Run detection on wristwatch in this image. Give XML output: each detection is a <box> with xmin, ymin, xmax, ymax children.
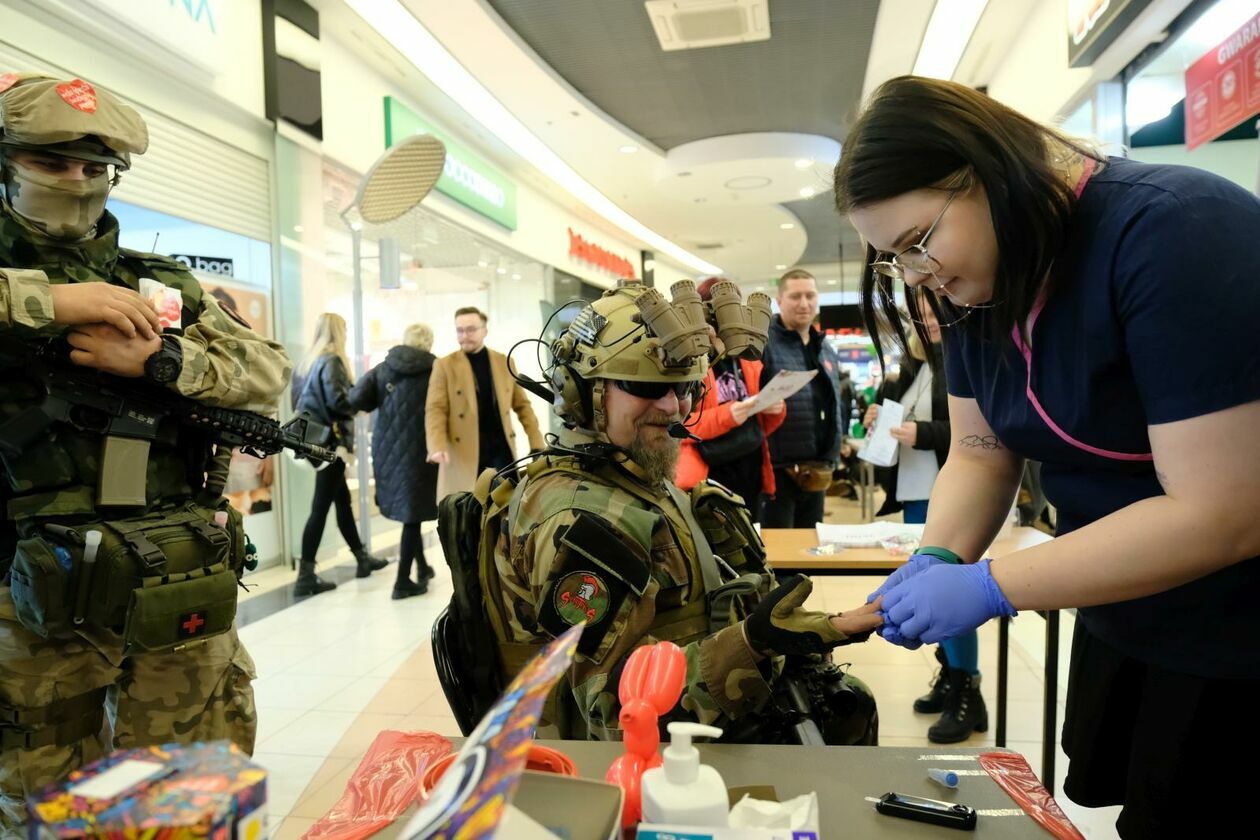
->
<box><xmin>143</xmin><ymin>335</ymin><xmax>183</xmax><ymax>384</ymax></box>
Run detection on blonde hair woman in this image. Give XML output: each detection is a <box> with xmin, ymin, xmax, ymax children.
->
<box><xmin>291</xmin><ymin>313</ymin><xmax>387</xmax><ymax>596</ymax></box>
<box><xmin>350</xmin><ymin>323</ymin><xmax>440</xmax><ymax>599</ymax></box>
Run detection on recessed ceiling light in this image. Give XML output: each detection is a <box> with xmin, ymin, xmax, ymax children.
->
<box><xmin>496</xmin><ymin>267</ymin><xmax>508</xmax><ymax>275</ymax></box>
<box><xmin>511</xmin><ymin>272</ymin><xmax>522</xmax><ymax>280</ymax></box>
<box><xmin>756</xmin><ymin>286</ymin><xmax>766</xmax><ymax>291</ymax></box>
<box><xmin>477</xmin><ymin>260</ymin><xmax>489</xmax><ymax>268</ymax></box>
<box><xmin>794</xmin><ymin>158</ymin><xmax>812</xmax><ymax>169</ymax></box>
<box><xmin>779</xmin><ymin>222</ymin><xmax>795</xmax><ymax>230</ymax></box>
<box><xmin>775</xmin><ymin>264</ymin><xmax>787</xmax><ymax>270</ymax></box>
<box><xmin>350</xmin><ymin>221</ymin><xmax>363</xmax><ymax>231</ymax></box>
<box><xmin>293</xmin><ymin>224</ymin><xmax>304</xmax><ymax>233</ymax></box>
<box><xmin>799</xmin><ymin>187</ymin><xmax>816</xmax><ymax>198</ymax></box>
<box><xmin>619</xmin><ymin>144</ymin><xmax>638</xmax><ymax>154</ymax></box>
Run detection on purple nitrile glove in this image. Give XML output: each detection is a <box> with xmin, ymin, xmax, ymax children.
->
<box><xmin>882</xmin><ymin>559</ymin><xmax>1017</xmax><ymax>646</ymax></box>
<box><xmin>867</xmin><ymin>553</ymin><xmax>948</xmax><ymax>605</ymax></box>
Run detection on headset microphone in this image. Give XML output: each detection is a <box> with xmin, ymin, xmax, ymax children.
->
<box><xmin>667</xmin><ymin>422</ymin><xmax>701</xmax><ymax>442</ymax></box>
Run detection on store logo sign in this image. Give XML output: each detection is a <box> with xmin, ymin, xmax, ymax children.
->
<box><xmin>568</xmin><ymin>229</ymin><xmax>635</xmax><ymax>278</ymax></box>
<box><xmin>172</xmin><ymin>253</ymin><xmax>235</xmax><ymax>276</ymax></box>
<box><xmin>383</xmin><ymin>97</ymin><xmax>517</xmax><ymax>230</ymax></box>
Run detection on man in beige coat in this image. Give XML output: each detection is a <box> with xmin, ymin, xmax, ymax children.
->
<box><xmin>426</xmin><ymin>307</ymin><xmax>546</xmax><ymax>501</ymax></box>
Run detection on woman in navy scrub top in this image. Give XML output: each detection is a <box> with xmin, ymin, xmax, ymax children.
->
<box><xmin>835</xmin><ymin>77</ymin><xmax>1260</xmax><ymax>838</ymax></box>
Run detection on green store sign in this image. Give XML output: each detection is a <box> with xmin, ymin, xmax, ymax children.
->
<box><xmin>384</xmin><ymin>97</ymin><xmax>518</xmax><ymax>230</ymax></box>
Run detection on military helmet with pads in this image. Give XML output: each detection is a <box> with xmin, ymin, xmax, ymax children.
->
<box><xmin>0</xmin><ymin>72</ymin><xmax>148</xmax><ymax>170</ymax></box>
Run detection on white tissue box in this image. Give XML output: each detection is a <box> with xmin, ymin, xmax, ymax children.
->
<box><xmin>637</xmin><ymin>828</ymin><xmax>818</xmax><ymax>840</ymax></box>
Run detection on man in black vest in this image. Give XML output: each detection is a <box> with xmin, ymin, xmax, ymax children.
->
<box><xmin>760</xmin><ymin>270</ymin><xmax>844</xmax><ymax>527</ymax></box>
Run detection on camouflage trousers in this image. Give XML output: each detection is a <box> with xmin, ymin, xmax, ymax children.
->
<box><xmin>0</xmin><ymin>586</ymin><xmax>257</xmax><ymax>834</ymax></box>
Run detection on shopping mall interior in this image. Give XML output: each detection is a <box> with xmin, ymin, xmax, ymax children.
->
<box><xmin>1</xmin><ymin>0</ymin><xmax>1258</xmax><ymax>837</ymax></box>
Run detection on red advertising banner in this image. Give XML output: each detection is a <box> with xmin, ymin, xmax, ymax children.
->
<box><xmin>1184</xmin><ymin>10</ymin><xmax>1260</xmax><ymax>150</ymax></box>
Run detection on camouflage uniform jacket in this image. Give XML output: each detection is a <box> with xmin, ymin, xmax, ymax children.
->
<box><xmin>0</xmin><ymin>208</ymin><xmax>290</xmax><ymax>412</ymax></box>
<box><xmin>0</xmin><ymin>206</ymin><xmax>290</xmax><ymax>522</ymax></box>
<box><xmin>490</xmin><ymin>436</ymin><xmax>774</xmax><ymax>740</ymax></box>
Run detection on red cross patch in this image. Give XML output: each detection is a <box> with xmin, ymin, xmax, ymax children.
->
<box><xmin>178</xmin><ymin>611</ymin><xmax>207</xmax><ymax>638</ymax></box>
<box><xmin>0</xmin><ymin>73</ymin><xmax>18</xmax><ymax>94</ymax></box>
<box><xmin>56</xmin><ymin>79</ymin><xmax>97</xmax><ymax>113</ymax></box>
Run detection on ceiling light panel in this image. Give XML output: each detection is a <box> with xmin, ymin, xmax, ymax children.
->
<box><xmin>645</xmin><ymin>0</ymin><xmax>771</xmax><ymax>52</ymax></box>
<box><xmin>913</xmin><ymin>0</ymin><xmax>989</xmax><ymax>80</ymax></box>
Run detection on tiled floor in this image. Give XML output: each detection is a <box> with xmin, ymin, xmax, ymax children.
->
<box><xmin>238</xmin><ymin>503</ymin><xmax>1123</xmax><ymax>839</ymax></box>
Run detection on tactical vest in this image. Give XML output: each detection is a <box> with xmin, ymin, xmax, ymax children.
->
<box><xmin>477</xmin><ymin>453</ymin><xmax>771</xmax><ymax>686</ymax></box>
<box><xmin>0</xmin><ymin>210</ymin><xmax>244</xmax><ymax>654</ymax></box>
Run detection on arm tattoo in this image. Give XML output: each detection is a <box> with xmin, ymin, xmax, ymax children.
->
<box><xmin>959</xmin><ymin>434</ymin><xmax>1002</xmax><ymax>450</ymax></box>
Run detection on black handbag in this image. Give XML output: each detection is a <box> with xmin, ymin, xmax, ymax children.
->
<box><xmin>696</xmin><ymin>418</ymin><xmax>764</xmax><ymax>467</ymax></box>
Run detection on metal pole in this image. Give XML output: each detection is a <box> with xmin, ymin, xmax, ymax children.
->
<box><xmin>350</xmin><ymin>225</ymin><xmax>373</xmax><ymax>553</ymax></box>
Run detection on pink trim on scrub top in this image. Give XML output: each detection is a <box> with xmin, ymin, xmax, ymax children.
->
<box><xmin>1010</xmin><ymin>158</ymin><xmax>1155</xmax><ymax>462</ymax></box>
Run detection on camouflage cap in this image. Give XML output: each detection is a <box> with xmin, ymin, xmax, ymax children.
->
<box><xmin>0</xmin><ymin>72</ymin><xmax>148</xmax><ymax>169</ymax></box>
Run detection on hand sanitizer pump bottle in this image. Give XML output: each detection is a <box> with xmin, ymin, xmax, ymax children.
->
<box><xmin>640</xmin><ymin>722</ymin><xmax>729</xmax><ymax>827</ymax></box>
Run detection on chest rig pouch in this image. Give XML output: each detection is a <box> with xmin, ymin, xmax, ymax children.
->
<box><xmin>8</xmin><ymin>500</ymin><xmax>245</xmax><ymax>653</ymax></box>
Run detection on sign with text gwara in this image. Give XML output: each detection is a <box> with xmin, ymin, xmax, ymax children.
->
<box><xmin>568</xmin><ymin>228</ymin><xmax>635</xmax><ymax>278</ymax></box>
<box><xmin>1185</xmin><ymin>10</ymin><xmax>1260</xmax><ymax>150</ymax></box>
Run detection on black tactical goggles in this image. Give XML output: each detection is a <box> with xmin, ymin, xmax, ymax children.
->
<box><xmin>612</xmin><ymin>379</ymin><xmax>699</xmax><ymax>401</ymax></box>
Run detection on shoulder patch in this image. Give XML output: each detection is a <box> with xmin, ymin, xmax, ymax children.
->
<box><xmin>537</xmin><ymin>511</ymin><xmax>650</xmax><ymax>657</ymax></box>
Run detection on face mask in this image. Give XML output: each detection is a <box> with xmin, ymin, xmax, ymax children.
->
<box><xmin>2</xmin><ymin>159</ymin><xmax>110</xmax><ymax>240</ymax></box>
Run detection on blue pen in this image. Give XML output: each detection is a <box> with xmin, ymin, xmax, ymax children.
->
<box><xmin>928</xmin><ymin>768</ymin><xmax>959</xmax><ymax>788</ymax></box>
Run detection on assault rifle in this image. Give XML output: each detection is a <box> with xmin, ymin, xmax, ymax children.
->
<box><xmin>720</xmin><ymin>656</ymin><xmax>877</xmax><ymax>746</ymax></box>
<box><xmin>0</xmin><ymin>352</ymin><xmax>335</xmax><ymax>506</ymax></box>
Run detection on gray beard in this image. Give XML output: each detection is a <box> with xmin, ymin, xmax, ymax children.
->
<box><xmin>627</xmin><ymin>432</ymin><xmax>680</xmax><ymax>485</ymax></box>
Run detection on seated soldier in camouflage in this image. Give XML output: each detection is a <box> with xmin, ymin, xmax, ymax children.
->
<box><xmin>481</xmin><ymin>280</ymin><xmax>882</xmax><ymax>741</ymax></box>
<box><xmin>0</xmin><ymin>74</ymin><xmax>290</xmax><ymax>830</ymax></box>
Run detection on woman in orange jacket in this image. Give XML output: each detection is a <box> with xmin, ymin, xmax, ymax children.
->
<box><xmin>675</xmin><ymin>279</ymin><xmax>786</xmax><ymax>520</ymax></box>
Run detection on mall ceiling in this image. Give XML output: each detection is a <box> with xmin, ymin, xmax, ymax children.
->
<box><xmin>483</xmin><ymin>0</ymin><xmax>877</xmax><ymax>275</ymax></box>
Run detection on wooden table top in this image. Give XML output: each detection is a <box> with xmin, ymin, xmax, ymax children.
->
<box><xmin>761</xmin><ymin>526</ymin><xmax>1052</xmax><ymax>572</ymax></box>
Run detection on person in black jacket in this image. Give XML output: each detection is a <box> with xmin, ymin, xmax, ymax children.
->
<box><xmin>759</xmin><ymin>270</ymin><xmax>846</xmax><ymax>527</ymax></box>
<box><xmin>291</xmin><ymin>312</ymin><xmax>387</xmax><ymax>596</ymax></box>
<box><xmin>350</xmin><ymin>324</ymin><xmax>440</xmax><ymax>600</ymax></box>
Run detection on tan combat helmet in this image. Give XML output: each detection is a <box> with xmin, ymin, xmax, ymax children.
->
<box><xmin>0</xmin><ymin>72</ymin><xmax>148</xmax><ymax>169</ymax></box>
<box><xmin>550</xmin><ymin>279</ymin><xmax>772</xmax><ymax>433</ymax></box>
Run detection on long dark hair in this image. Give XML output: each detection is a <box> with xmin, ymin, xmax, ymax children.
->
<box><xmin>833</xmin><ymin>76</ymin><xmax>1101</xmax><ymax>368</ymax></box>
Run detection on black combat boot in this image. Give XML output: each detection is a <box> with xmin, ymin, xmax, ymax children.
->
<box><xmin>391</xmin><ymin>579</ymin><xmax>428</xmax><ymax>600</ymax></box>
<box><xmin>294</xmin><ymin>560</ymin><xmax>337</xmax><ymax>596</ymax></box>
<box><xmin>928</xmin><ymin>669</ymin><xmax>988</xmax><ymax>744</ymax></box>
<box><xmin>913</xmin><ymin>646</ymin><xmax>952</xmax><ymax>714</ymax></box>
<box><xmin>353</xmin><ymin>548</ymin><xmax>389</xmax><ymax>578</ymax></box>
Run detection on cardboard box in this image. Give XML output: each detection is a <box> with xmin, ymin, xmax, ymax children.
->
<box><xmin>27</xmin><ymin>741</ymin><xmax>266</xmax><ymax>839</ymax></box>
<box><xmin>500</xmin><ymin>771</ymin><xmax>623</xmax><ymax>840</ymax></box>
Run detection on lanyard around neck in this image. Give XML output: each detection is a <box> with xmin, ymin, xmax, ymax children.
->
<box><xmin>1009</xmin><ymin>158</ymin><xmax>1154</xmax><ymax>462</ymax></box>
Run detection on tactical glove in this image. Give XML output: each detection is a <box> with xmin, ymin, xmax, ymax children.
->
<box><xmin>743</xmin><ymin>574</ymin><xmax>858</xmax><ymax>657</ymax></box>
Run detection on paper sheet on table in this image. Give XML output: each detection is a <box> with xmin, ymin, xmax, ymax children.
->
<box><xmin>858</xmin><ymin>398</ymin><xmax>903</xmax><ymax>467</ymax></box>
<box><xmin>746</xmin><ymin>369</ymin><xmax>817</xmax><ymax>414</ymax></box>
<box><xmin>815</xmin><ymin>521</ymin><xmax>925</xmax><ymax>548</ymax></box>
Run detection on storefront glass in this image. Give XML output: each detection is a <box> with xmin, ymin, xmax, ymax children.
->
<box><xmin>109</xmin><ymin>199</ymin><xmax>284</xmax><ymax>570</ymax></box>
<box><xmin>275</xmin><ymin>136</ymin><xmax>552</xmax><ymax>563</ymax></box>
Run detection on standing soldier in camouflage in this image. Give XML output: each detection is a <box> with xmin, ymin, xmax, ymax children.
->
<box><xmin>0</xmin><ymin>74</ymin><xmax>290</xmax><ymax>831</ymax></box>
<box><xmin>476</xmin><ymin>280</ymin><xmax>882</xmax><ymax>741</ymax></box>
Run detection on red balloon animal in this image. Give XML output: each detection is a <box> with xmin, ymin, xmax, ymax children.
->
<box><xmin>604</xmin><ymin>641</ymin><xmax>687</xmax><ymax>830</ymax></box>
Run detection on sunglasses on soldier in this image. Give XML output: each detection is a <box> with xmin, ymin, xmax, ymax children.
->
<box><xmin>613</xmin><ymin>379</ymin><xmax>699</xmax><ymax>401</ymax></box>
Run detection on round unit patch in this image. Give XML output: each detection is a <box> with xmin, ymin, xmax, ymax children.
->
<box><xmin>553</xmin><ymin>572</ymin><xmax>610</xmax><ymax>626</ymax></box>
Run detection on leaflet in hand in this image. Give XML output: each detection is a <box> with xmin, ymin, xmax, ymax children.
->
<box><xmin>859</xmin><ymin>398</ymin><xmax>903</xmax><ymax>467</ymax></box>
<box><xmin>746</xmin><ymin>369</ymin><xmax>817</xmax><ymax>415</ymax></box>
